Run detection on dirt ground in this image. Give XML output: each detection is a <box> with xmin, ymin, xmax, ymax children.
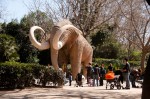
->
<box><xmin>0</xmin><ymin>80</ymin><xmax>142</xmax><ymax>99</ymax></box>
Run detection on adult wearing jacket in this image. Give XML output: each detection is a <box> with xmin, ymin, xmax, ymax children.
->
<box><xmin>99</xmin><ymin>64</ymin><xmax>106</xmax><ymax>86</ymax></box>
<box><xmin>122</xmin><ymin>58</ymin><xmax>131</xmax><ymax>89</ymax></box>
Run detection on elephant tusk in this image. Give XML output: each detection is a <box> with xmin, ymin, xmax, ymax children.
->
<box><xmin>58</xmin><ymin>41</ymin><xmax>63</xmax><ymax>49</ymax></box>
<box><xmin>29</xmin><ymin>26</ymin><xmax>50</xmax><ymax>50</ymax></box>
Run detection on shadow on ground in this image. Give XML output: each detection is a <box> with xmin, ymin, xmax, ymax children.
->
<box><xmin>0</xmin><ymin>87</ymin><xmax>141</xmax><ymax>99</ymax></box>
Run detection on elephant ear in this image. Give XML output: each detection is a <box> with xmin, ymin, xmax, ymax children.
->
<box><xmin>58</xmin><ymin>27</ymin><xmax>79</xmax><ymax>47</ymax></box>
<box><xmin>53</xmin><ymin>25</ymin><xmax>80</xmax><ymax>50</ymax></box>
<box><xmin>65</xmin><ymin>27</ymin><xmax>79</xmax><ymax>43</ymax></box>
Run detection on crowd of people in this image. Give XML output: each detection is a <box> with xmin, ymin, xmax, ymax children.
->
<box><xmin>86</xmin><ymin>63</ymin><xmax>106</xmax><ymax>86</ymax></box>
<box><xmin>65</xmin><ymin>58</ymin><xmax>143</xmax><ymax>89</ymax></box>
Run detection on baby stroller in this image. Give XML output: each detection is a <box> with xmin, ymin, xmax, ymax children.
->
<box><xmin>75</xmin><ymin>73</ymin><xmax>83</xmax><ymax>87</ymax></box>
<box><xmin>130</xmin><ymin>69</ymin><xmax>143</xmax><ymax>88</ymax></box>
<box><xmin>88</xmin><ymin>78</ymin><xmax>93</xmax><ymax>87</ymax></box>
<box><xmin>135</xmin><ymin>79</ymin><xmax>143</xmax><ymax>88</ymax></box>
<box><xmin>135</xmin><ymin>75</ymin><xmax>143</xmax><ymax>88</ymax></box>
<box><xmin>105</xmin><ymin>71</ymin><xmax>121</xmax><ymax>90</ymax></box>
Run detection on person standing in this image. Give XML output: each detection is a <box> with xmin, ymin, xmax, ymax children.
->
<box><xmin>93</xmin><ymin>64</ymin><xmax>100</xmax><ymax>86</ymax></box>
<box><xmin>86</xmin><ymin>63</ymin><xmax>93</xmax><ymax>84</ymax></box>
<box><xmin>68</xmin><ymin>71</ymin><xmax>72</xmax><ymax>86</ymax></box>
<box><xmin>108</xmin><ymin>63</ymin><xmax>113</xmax><ymax>72</ymax></box>
<box><xmin>99</xmin><ymin>64</ymin><xmax>106</xmax><ymax>86</ymax></box>
<box><xmin>122</xmin><ymin>58</ymin><xmax>131</xmax><ymax>89</ymax></box>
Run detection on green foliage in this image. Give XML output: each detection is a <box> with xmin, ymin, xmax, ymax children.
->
<box><xmin>38</xmin><ymin>49</ymin><xmax>51</xmax><ymax>65</ymax></box>
<box><xmin>1</xmin><ymin>17</ymin><xmax>39</xmax><ymax>63</ymax></box>
<box><xmin>96</xmin><ymin>43</ymin><xmax>122</xmax><ymax>59</ymax></box>
<box><xmin>91</xmin><ymin>30</ymin><xmax>108</xmax><ymax>46</ymax></box>
<box><xmin>91</xmin><ymin>25</ymin><xmax>112</xmax><ymax>46</ymax></box>
<box><xmin>0</xmin><ymin>62</ymin><xmax>64</xmax><ymax>89</ymax></box>
<box><xmin>93</xmin><ymin>58</ymin><xmax>141</xmax><ymax>71</ymax></box>
<box><xmin>0</xmin><ymin>10</ymin><xmax>53</xmax><ymax>64</ymax></box>
<box><xmin>0</xmin><ymin>62</ymin><xmax>33</xmax><ymax>89</ymax></box>
<box><xmin>22</xmin><ymin>10</ymin><xmax>53</xmax><ymax>31</ymax></box>
<box><xmin>5</xmin><ymin>21</ymin><xmax>20</xmax><ymax>37</ymax></box>
<box><xmin>0</xmin><ymin>22</ymin><xmax>7</xmax><ymax>34</ymax></box>
<box><xmin>18</xmin><ymin>10</ymin><xmax>53</xmax><ymax>64</ymax></box>
<box><xmin>0</xmin><ymin>34</ymin><xmax>19</xmax><ymax>62</ymax></box>
<box><xmin>91</xmin><ymin>24</ymin><xmax>124</xmax><ymax>59</ymax></box>
<box><xmin>130</xmin><ymin>51</ymin><xmax>141</xmax><ymax>61</ymax></box>
<box><xmin>93</xmin><ymin>58</ymin><xmax>122</xmax><ymax>70</ymax></box>
<box><xmin>40</xmin><ymin>67</ymin><xmax>64</xmax><ymax>87</ymax></box>
<box><xmin>129</xmin><ymin>61</ymin><xmax>141</xmax><ymax>68</ymax></box>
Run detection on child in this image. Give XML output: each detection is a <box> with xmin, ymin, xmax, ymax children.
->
<box><xmin>68</xmin><ymin>71</ymin><xmax>72</xmax><ymax>86</ymax></box>
<box><xmin>88</xmin><ymin>77</ymin><xmax>93</xmax><ymax>87</ymax></box>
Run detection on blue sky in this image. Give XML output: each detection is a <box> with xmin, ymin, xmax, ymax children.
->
<box><xmin>1</xmin><ymin>0</ymin><xmax>53</xmax><ymax>23</ymax></box>
<box><xmin>1</xmin><ymin>0</ymin><xmax>30</xmax><ymax>23</ymax></box>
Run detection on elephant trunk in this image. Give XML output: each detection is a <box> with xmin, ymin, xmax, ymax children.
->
<box><xmin>29</xmin><ymin>26</ymin><xmax>50</xmax><ymax>50</ymax></box>
<box><xmin>51</xmin><ymin>48</ymin><xmax>59</xmax><ymax>70</ymax></box>
<box><xmin>51</xmin><ymin>25</ymin><xmax>71</xmax><ymax>71</ymax></box>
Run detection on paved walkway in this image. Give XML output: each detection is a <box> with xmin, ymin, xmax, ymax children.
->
<box><xmin>0</xmin><ymin>80</ymin><xmax>142</xmax><ymax>99</ymax></box>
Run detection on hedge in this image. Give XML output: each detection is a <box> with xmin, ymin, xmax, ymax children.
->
<box><xmin>129</xmin><ymin>61</ymin><xmax>141</xmax><ymax>68</ymax></box>
<box><xmin>93</xmin><ymin>58</ymin><xmax>121</xmax><ymax>69</ymax></box>
<box><xmin>93</xmin><ymin>58</ymin><xmax>141</xmax><ymax>70</ymax></box>
<box><xmin>0</xmin><ymin>62</ymin><xmax>64</xmax><ymax>89</ymax></box>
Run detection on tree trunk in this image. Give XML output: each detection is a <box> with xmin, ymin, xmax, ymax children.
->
<box><xmin>142</xmin><ymin>55</ymin><xmax>150</xmax><ymax>99</ymax></box>
<box><xmin>141</xmin><ymin>52</ymin><xmax>146</xmax><ymax>72</ymax></box>
<box><xmin>146</xmin><ymin>0</ymin><xmax>150</xmax><ymax>5</ymax></box>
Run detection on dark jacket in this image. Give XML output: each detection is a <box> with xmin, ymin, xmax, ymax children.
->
<box><xmin>100</xmin><ymin>67</ymin><xmax>106</xmax><ymax>75</ymax></box>
<box><xmin>108</xmin><ymin>66</ymin><xmax>113</xmax><ymax>71</ymax></box>
<box><xmin>93</xmin><ymin>66</ymin><xmax>100</xmax><ymax>75</ymax></box>
<box><xmin>87</xmin><ymin>66</ymin><xmax>93</xmax><ymax>76</ymax></box>
<box><xmin>123</xmin><ymin>62</ymin><xmax>131</xmax><ymax>73</ymax></box>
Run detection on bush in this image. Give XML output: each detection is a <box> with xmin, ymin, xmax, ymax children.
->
<box><xmin>129</xmin><ymin>61</ymin><xmax>141</xmax><ymax>68</ymax></box>
<box><xmin>40</xmin><ymin>67</ymin><xmax>64</xmax><ymax>87</ymax></box>
<box><xmin>0</xmin><ymin>34</ymin><xmax>19</xmax><ymax>62</ymax></box>
<box><xmin>93</xmin><ymin>58</ymin><xmax>141</xmax><ymax>71</ymax></box>
<box><xmin>0</xmin><ymin>62</ymin><xmax>64</xmax><ymax>89</ymax></box>
<box><xmin>93</xmin><ymin>58</ymin><xmax>121</xmax><ymax>70</ymax></box>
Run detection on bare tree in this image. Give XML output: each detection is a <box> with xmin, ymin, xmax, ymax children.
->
<box><xmin>23</xmin><ymin>0</ymin><xmax>54</xmax><ymax>41</ymax></box>
<box><xmin>116</xmin><ymin>0</ymin><xmax>150</xmax><ymax>71</ymax></box>
<box><xmin>45</xmin><ymin>0</ymin><xmax>118</xmax><ymax>38</ymax></box>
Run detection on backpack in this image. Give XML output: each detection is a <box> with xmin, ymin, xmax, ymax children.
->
<box><xmin>94</xmin><ymin>67</ymin><xmax>99</xmax><ymax>75</ymax></box>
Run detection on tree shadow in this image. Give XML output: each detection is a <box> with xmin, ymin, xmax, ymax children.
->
<box><xmin>0</xmin><ymin>87</ymin><xmax>141</xmax><ymax>99</ymax></box>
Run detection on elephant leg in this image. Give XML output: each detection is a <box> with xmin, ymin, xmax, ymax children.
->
<box><xmin>70</xmin><ymin>49</ymin><xmax>82</xmax><ymax>80</ymax></box>
<box><xmin>71</xmin><ymin>60</ymin><xmax>82</xmax><ymax>80</ymax></box>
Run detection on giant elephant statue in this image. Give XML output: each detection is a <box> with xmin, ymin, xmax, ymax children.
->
<box><xmin>29</xmin><ymin>19</ymin><xmax>93</xmax><ymax>79</ymax></box>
